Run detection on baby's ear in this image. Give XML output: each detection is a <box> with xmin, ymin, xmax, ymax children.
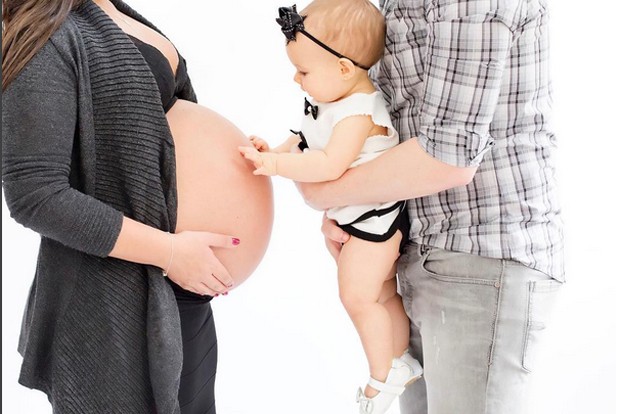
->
<box><xmin>338</xmin><ymin>58</ymin><xmax>357</xmax><ymax>80</ymax></box>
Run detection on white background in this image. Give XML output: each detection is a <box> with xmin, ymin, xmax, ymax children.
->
<box><xmin>2</xmin><ymin>0</ymin><xmax>618</xmax><ymax>413</ymax></box>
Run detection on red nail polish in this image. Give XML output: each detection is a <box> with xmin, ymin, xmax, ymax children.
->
<box><xmin>232</xmin><ymin>238</ymin><xmax>240</xmax><ymax>245</ymax></box>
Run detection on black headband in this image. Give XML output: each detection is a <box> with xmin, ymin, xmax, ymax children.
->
<box><xmin>275</xmin><ymin>5</ymin><xmax>371</xmax><ymax>71</ymax></box>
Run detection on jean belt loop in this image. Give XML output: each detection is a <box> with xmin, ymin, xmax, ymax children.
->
<box><xmin>417</xmin><ymin>243</ymin><xmax>429</xmax><ymax>256</ymax></box>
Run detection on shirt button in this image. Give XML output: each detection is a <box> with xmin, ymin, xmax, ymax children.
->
<box><xmin>494</xmin><ymin>281</ymin><xmax>501</xmax><ymax>288</ymax></box>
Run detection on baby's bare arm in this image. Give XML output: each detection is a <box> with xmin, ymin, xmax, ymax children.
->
<box><xmin>271</xmin><ymin>134</ymin><xmax>302</xmax><ymax>154</ymax></box>
<box><xmin>250</xmin><ymin>134</ymin><xmax>301</xmax><ymax>154</ymax></box>
<box><xmin>240</xmin><ymin>116</ymin><xmax>374</xmax><ymax>180</ymax></box>
<box><xmin>273</xmin><ymin>115</ymin><xmax>374</xmax><ymax>182</ymax></box>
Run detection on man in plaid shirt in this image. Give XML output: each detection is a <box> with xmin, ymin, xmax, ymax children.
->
<box><xmin>299</xmin><ymin>0</ymin><xmax>564</xmax><ymax>412</ymax></box>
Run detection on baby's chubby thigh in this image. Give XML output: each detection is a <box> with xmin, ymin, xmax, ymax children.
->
<box><xmin>337</xmin><ymin>231</ymin><xmax>402</xmax><ymax>312</ymax></box>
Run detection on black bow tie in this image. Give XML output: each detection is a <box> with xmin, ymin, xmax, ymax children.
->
<box><xmin>304</xmin><ymin>98</ymin><xmax>318</xmax><ymax>120</ymax></box>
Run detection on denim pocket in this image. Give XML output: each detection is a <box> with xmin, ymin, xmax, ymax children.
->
<box><xmin>419</xmin><ymin>247</ymin><xmax>503</xmax><ymax>286</ymax></box>
<box><xmin>522</xmin><ymin>279</ymin><xmax>562</xmax><ymax>372</ymax></box>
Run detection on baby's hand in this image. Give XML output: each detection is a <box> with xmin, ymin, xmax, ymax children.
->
<box><xmin>249</xmin><ymin>135</ymin><xmax>270</xmax><ymax>152</ymax></box>
<box><xmin>238</xmin><ymin>146</ymin><xmax>278</xmax><ymax>176</ymax></box>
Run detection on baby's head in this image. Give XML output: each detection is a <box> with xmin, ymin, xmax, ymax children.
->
<box><xmin>277</xmin><ymin>1</ymin><xmax>386</xmax><ymax>102</ymax></box>
<box><xmin>300</xmin><ymin>0</ymin><xmax>385</xmax><ymax>69</ymax></box>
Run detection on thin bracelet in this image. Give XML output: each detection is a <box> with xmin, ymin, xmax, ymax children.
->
<box><xmin>162</xmin><ymin>232</ymin><xmax>174</xmax><ymax>277</ymax></box>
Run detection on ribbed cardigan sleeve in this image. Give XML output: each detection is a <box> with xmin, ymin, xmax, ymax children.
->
<box><xmin>2</xmin><ymin>39</ymin><xmax>123</xmax><ymax>257</ymax></box>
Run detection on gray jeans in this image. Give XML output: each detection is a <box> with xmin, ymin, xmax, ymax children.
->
<box><xmin>397</xmin><ymin>243</ymin><xmax>563</xmax><ymax>414</ymax></box>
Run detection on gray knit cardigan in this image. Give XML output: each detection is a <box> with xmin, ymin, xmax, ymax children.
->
<box><xmin>2</xmin><ymin>1</ymin><xmax>198</xmax><ymax>412</ymax></box>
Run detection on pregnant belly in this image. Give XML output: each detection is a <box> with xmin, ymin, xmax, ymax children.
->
<box><xmin>167</xmin><ymin>99</ymin><xmax>274</xmax><ymax>287</ymax></box>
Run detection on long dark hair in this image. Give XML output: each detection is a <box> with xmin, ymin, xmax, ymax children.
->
<box><xmin>2</xmin><ymin>0</ymin><xmax>84</xmax><ymax>91</ymax></box>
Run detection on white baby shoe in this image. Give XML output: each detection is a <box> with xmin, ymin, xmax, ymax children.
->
<box><xmin>356</xmin><ymin>353</ymin><xmax>423</xmax><ymax>414</ymax></box>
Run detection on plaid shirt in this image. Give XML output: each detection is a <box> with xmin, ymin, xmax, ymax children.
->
<box><xmin>373</xmin><ymin>0</ymin><xmax>564</xmax><ymax>280</ymax></box>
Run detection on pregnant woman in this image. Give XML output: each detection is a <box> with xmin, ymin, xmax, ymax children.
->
<box><xmin>2</xmin><ymin>0</ymin><xmax>273</xmax><ymax>413</ymax></box>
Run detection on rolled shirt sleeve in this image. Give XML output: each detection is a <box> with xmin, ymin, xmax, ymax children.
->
<box><xmin>417</xmin><ymin>0</ymin><xmax>522</xmax><ymax>167</ymax></box>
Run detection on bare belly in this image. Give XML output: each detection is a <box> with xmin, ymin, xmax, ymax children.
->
<box><xmin>167</xmin><ymin>99</ymin><xmax>274</xmax><ymax>287</ymax></box>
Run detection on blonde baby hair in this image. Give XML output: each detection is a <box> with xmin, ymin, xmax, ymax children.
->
<box><xmin>300</xmin><ymin>0</ymin><xmax>386</xmax><ymax>69</ymax></box>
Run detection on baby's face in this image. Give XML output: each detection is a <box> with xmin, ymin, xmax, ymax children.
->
<box><xmin>286</xmin><ymin>34</ymin><xmax>349</xmax><ymax>103</ymax></box>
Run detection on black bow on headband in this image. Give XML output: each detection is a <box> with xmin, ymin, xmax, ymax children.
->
<box><xmin>275</xmin><ymin>4</ymin><xmax>371</xmax><ymax>70</ymax></box>
<box><xmin>276</xmin><ymin>5</ymin><xmax>306</xmax><ymax>43</ymax></box>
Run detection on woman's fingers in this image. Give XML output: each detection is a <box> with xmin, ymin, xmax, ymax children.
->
<box><xmin>200</xmin><ymin>232</ymin><xmax>236</xmax><ymax>289</ymax></box>
<box><xmin>186</xmin><ymin>271</ymin><xmax>230</xmax><ymax>297</ymax></box>
<box><xmin>199</xmin><ymin>285</ymin><xmax>218</xmax><ymax>297</ymax></box>
<box><xmin>199</xmin><ymin>274</ymin><xmax>228</xmax><ymax>294</ymax></box>
<box><xmin>209</xmin><ymin>261</ymin><xmax>235</xmax><ymax>290</ymax></box>
<box><xmin>189</xmin><ymin>271</ymin><xmax>230</xmax><ymax>296</ymax></box>
<box><xmin>176</xmin><ymin>280</ymin><xmax>216</xmax><ymax>297</ymax></box>
<box><xmin>202</xmin><ymin>232</ymin><xmax>240</xmax><ymax>249</ymax></box>
<box><xmin>195</xmin><ymin>284</ymin><xmax>218</xmax><ymax>297</ymax></box>
<box><xmin>168</xmin><ymin>231</ymin><xmax>238</xmax><ymax>297</ymax></box>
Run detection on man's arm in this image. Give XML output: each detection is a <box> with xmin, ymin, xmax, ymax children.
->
<box><xmin>298</xmin><ymin>137</ymin><xmax>477</xmax><ymax>210</ymax></box>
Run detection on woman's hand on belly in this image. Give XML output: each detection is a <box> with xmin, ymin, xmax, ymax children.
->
<box><xmin>166</xmin><ymin>230</ymin><xmax>240</xmax><ymax>296</ymax></box>
<box><xmin>168</xmin><ymin>100</ymin><xmax>274</xmax><ymax>286</ymax></box>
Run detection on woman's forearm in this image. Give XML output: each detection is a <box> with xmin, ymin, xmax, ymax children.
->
<box><xmin>300</xmin><ymin>138</ymin><xmax>477</xmax><ymax>209</ymax></box>
<box><xmin>108</xmin><ymin>216</ymin><xmax>171</xmax><ymax>270</ymax></box>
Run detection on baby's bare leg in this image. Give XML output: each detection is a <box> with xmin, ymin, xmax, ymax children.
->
<box><xmin>338</xmin><ymin>231</ymin><xmax>402</xmax><ymax>396</ymax></box>
<box><xmin>379</xmin><ymin>266</ymin><xmax>410</xmax><ymax>358</ymax></box>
